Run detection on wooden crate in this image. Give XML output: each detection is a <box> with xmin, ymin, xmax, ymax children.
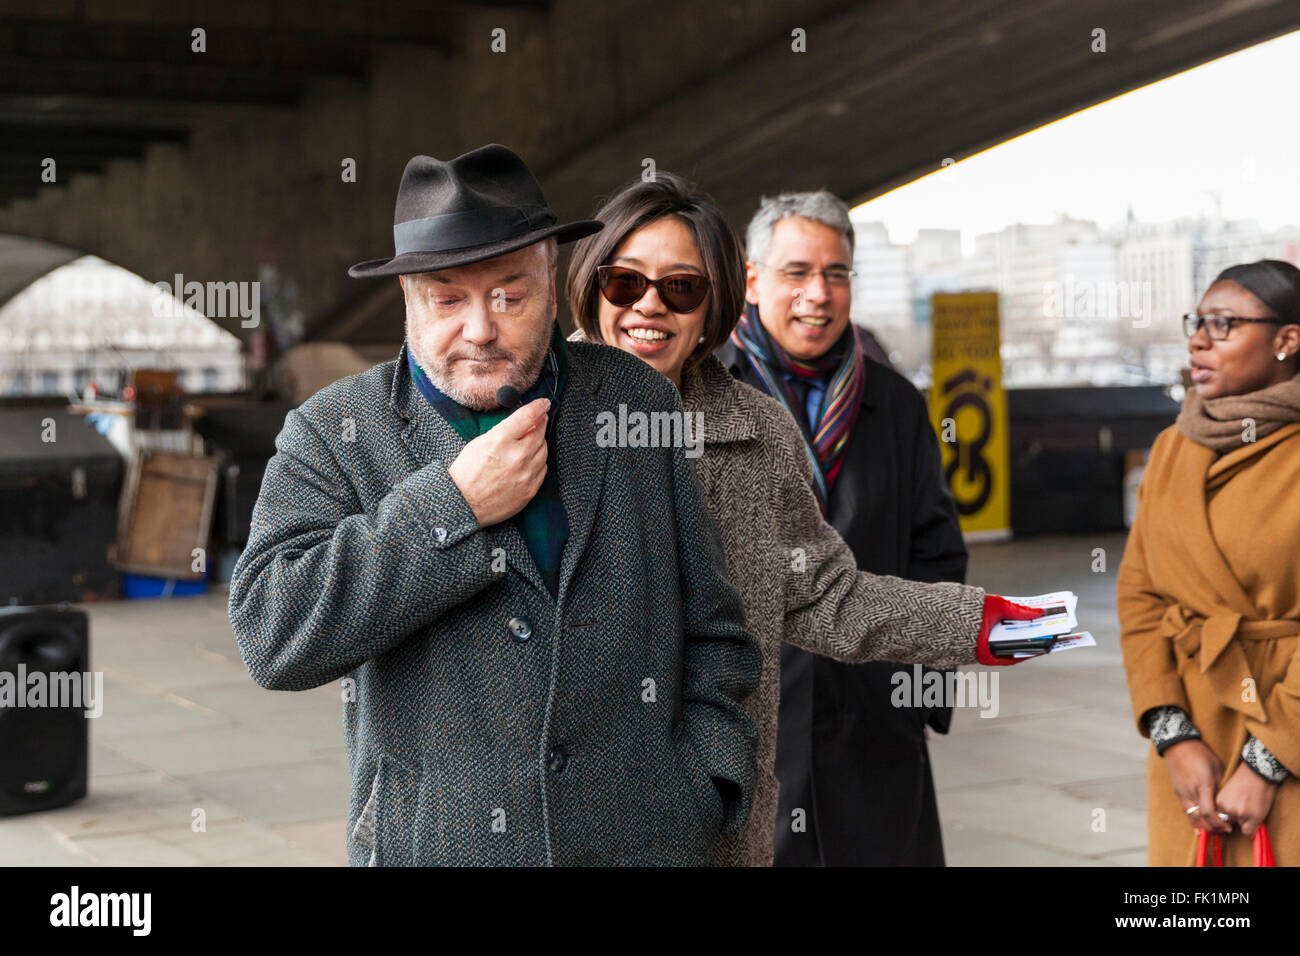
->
<box><xmin>112</xmin><ymin>450</ymin><xmax>219</xmax><ymax>579</ymax></box>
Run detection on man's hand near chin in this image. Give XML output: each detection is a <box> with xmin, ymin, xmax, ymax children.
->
<box><xmin>447</xmin><ymin>398</ymin><xmax>550</xmax><ymax>525</ymax></box>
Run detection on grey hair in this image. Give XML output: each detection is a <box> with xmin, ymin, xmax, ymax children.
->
<box><xmin>744</xmin><ymin>190</ymin><xmax>854</xmax><ymax>265</ymax></box>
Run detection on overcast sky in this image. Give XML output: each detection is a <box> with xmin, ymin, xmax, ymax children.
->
<box><xmin>853</xmin><ymin>29</ymin><xmax>1300</xmax><ymax>251</ymax></box>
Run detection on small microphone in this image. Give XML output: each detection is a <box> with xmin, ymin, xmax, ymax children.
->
<box><xmin>496</xmin><ymin>384</ymin><xmax>522</xmax><ymax>409</ymax></box>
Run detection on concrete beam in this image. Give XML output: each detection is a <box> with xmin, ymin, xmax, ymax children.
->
<box><xmin>536</xmin><ymin>0</ymin><xmax>1300</xmax><ymax>231</ymax></box>
<box><xmin>1</xmin><ymin>0</ymin><xmax>1296</xmax><ymax>348</ymax></box>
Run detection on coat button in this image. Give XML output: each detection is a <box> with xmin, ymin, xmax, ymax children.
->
<box><xmin>508</xmin><ymin>616</ymin><xmax>532</xmax><ymax>642</ymax></box>
<box><xmin>547</xmin><ymin>745</ymin><xmax>568</xmax><ymax>772</ymax></box>
<box><xmin>430</xmin><ymin>526</ymin><xmax>448</xmax><ymax>543</ymax></box>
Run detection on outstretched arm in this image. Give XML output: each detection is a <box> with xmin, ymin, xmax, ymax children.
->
<box><xmin>772</xmin><ymin>411</ymin><xmax>986</xmax><ymax>668</ymax></box>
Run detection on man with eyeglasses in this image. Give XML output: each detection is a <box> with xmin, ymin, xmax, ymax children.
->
<box><xmin>717</xmin><ymin>190</ymin><xmax>967</xmax><ymax>866</ymax></box>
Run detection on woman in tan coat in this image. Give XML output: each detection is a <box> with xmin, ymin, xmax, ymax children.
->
<box><xmin>565</xmin><ymin>172</ymin><xmax>1043</xmax><ymax>865</ymax></box>
<box><xmin>1119</xmin><ymin>259</ymin><xmax>1300</xmax><ymax>866</ymax></box>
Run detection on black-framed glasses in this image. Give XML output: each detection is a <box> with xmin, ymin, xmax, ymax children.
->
<box><xmin>597</xmin><ymin>265</ymin><xmax>711</xmax><ymax>314</ymax></box>
<box><xmin>755</xmin><ymin>262</ymin><xmax>856</xmax><ymax>285</ymax></box>
<box><xmin>1182</xmin><ymin>312</ymin><xmax>1285</xmax><ymax>340</ymax></box>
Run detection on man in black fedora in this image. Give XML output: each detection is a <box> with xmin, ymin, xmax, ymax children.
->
<box><xmin>230</xmin><ymin>144</ymin><xmax>761</xmax><ymax>865</ymax></box>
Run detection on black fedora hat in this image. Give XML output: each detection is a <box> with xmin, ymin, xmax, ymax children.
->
<box><xmin>348</xmin><ymin>144</ymin><xmax>603</xmax><ymax>278</ymax></box>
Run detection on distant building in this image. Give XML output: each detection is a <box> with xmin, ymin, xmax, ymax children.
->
<box><xmin>0</xmin><ymin>255</ymin><xmax>244</xmax><ymax>397</ymax></box>
<box><xmin>852</xmin><ymin>239</ymin><xmax>909</xmax><ymax>332</ymax></box>
<box><xmin>1052</xmin><ymin>240</ymin><xmax>1121</xmax><ymax>379</ymax></box>
<box><xmin>849</xmin><ymin>210</ymin><xmax>1300</xmax><ymax>388</ymax></box>
<box><xmin>973</xmin><ymin>217</ymin><xmax>1101</xmax><ymax>354</ymax></box>
<box><xmin>1192</xmin><ymin>219</ymin><xmax>1300</xmax><ymax>297</ymax></box>
<box><xmin>848</xmin><ymin>216</ymin><xmax>910</xmax><ymax>371</ymax></box>
<box><xmin>1115</xmin><ymin>228</ymin><xmax>1194</xmax><ymax>335</ymax></box>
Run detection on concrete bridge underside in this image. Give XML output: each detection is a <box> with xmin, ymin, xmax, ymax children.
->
<box><xmin>0</xmin><ymin>0</ymin><xmax>1296</xmax><ymax>346</ymax></box>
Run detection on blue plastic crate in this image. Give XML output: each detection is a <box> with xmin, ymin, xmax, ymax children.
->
<box><xmin>121</xmin><ymin>572</ymin><xmax>208</xmax><ymax>599</ymax></box>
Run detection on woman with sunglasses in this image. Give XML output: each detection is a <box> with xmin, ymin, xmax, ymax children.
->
<box><xmin>1120</xmin><ymin>259</ymin><xmax>1300</xmax><ymax>866</ymax></box>
<box><xmin>565</xmin><ymin>172</ymin><xmax>1044</xmax><ymax>866</ymax></box>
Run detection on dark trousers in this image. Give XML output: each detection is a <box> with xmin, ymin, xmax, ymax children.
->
<box><xmin>772</xmin><ymin>651</ymin><xmax>948</xmax><ymax>866</ymax></box>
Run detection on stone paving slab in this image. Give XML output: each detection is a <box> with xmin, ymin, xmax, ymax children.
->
<box><xmin>175</xmin><ymin>758</ymin><xmax>350</xmax><ymax>828</ymax></box>
<box><xmin>0</xmin><ymin>531</ymin><xmax>1147</xmax><ymax>867</ymax></box>
<box><xmin>931</xmin><ymin>532</ymin><xmax>1148</xmax><ymax>866</ymax></box>
<box><xmin>941</xmin><ymin>822</ymin><xmax>1114</xmax><ymax>867</ymax></box>
<box><xmin>937</xmin><ymin>780</ymin><xmax>1148</xmax><ymax>860</ymax></box>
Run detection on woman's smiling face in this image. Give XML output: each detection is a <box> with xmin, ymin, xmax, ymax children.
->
<box><xmin>597</xmin><ymin>216</ymin><xmax>710</xmax><ymax>387</ymax></box>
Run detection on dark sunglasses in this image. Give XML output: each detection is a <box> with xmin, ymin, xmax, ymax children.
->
<box><xmin>597</xmin><ymin>265</ymin><xmax>711</xmax><ymax>314</ymax></box>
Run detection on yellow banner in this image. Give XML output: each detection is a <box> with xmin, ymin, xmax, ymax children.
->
<box><xmin>929</xmin><ymin>292</ymin><xmax>1010</xmax><ymax>539</ymax></box>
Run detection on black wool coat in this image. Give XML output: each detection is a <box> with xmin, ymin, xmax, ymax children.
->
<box><xmin>716</xmin><ymin>339</ymin><xmax>967</xmax><ymax>866</ymax></box>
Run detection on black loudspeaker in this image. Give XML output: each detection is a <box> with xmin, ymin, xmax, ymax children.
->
<box><xmin>0</xmin><ymin>606</ymin><xmax>89</xmax><ymax>815</ymax></box>
<box><xmin>0</xmin><ymin>409</ymin><xmax>124</xmax><ymax>604</ymax></box>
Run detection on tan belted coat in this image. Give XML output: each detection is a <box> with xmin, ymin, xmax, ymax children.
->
<box><xmin>1118</xmin><ymin>421</ymin><xmax>1300</xmax><ymax>866</ymax></box>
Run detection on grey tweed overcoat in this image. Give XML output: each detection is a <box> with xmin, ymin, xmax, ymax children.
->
<box><xmin>228</xmin><ymin>338</ymin><xmax>762</xmax><ymax>866</ymax></box>
<box><xmin>679</xmin><ymin>354</ymin><xmax>985</xmax><ymax>865</ymax></box>
<box><xmin>568</xmin><ymin>333</ymin><xmax>987</xmax><ymax>866</ymax></box>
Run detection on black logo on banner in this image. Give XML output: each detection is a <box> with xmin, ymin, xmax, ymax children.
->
<box><xmin>940</xmin><ymin>368</ymin><xmax>993</xmax><ymax>516</ymax></box>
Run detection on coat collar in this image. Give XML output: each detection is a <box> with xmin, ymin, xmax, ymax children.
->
<box><xmin>552</xmin><ymin>354</ymin><xmax>609</xmax><ymax>602</ymax></box>
<box><xmin>391</xmin><ymin>341</ymin><xmax>465</xmax><ymax>458</ymax></box>
<box><xmin>680</xmin><ymin>353</ymin><xmax>759</xmax><ymax>444</ymax></box>
<box><xmin>1205</xmin><ymin>421</ymin><xmax>1300</xmax><ymax>493</ymax></box>
<box><xmin>1170</xmin><ymin>433</ymin><xmax>1259</xmax><ymax>619</ymax></box>
<box><xmin>390</xmin><ymin>338</ymin><xmax>608</xmax><ymax>600</ymax></box>
<box><xmin>1174</xmin><ymin>422</ymin><xmax>1300</xmax><ymax>619</ymax></box>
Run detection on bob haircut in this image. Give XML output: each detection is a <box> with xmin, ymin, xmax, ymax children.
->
<box><xmin>567</xmin><ymin>171</ymin><xmax>746</xmax><ymax>373</ymax></box>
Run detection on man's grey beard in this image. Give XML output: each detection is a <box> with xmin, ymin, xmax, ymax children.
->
<box><xmin>412</xmin><ymin>324</ymin><xmax>551</xmax><ymax>411</ymax></box>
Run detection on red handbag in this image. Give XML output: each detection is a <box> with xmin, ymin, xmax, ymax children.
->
<box><xmin>1195</xmin><ymin>825</ymin><xmax>1275</xmax><ymax>866</ymax></box>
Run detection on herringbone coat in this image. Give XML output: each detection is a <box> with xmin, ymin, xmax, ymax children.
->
<box><xmin>717</xmin><ymin>337</ymin><xmax>970</xmax><ymax>866</ymax></box>
<box><xmin>679</xmin><ymin>354</ymin><xmax>986</xmax><ymax>866</ymax></box>
<box><xmin>229</xmin><ymin>338</ymin><xmax>762</xmax><ymax>866</ymax></box>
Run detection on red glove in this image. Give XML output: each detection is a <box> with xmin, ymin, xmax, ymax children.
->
<box><xmin>976</xmin><ymin>595</ymin><xmax>1044</xmax><ymax>666</ymax></box>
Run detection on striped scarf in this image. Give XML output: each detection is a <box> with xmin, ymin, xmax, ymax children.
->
<box><xmin>730</xmin><ymin>303</ymin><xmax>865</xmax><ymax>512</ymax></box>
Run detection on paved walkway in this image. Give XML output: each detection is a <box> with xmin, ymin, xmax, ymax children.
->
<box><xmin>1</xmin><ymin>532</ymin><xmax>1147</xmax><ymax>866</ymax></box>
<box><xmin>933</xmin><ymin>531</ymin><xmax>1149</xmax><ymax>866</ymax></box>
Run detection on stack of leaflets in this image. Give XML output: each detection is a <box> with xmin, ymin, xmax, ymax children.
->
<box><xmin>987</xmin><ymin>591</ymin><xmax>1096</xmax><ymax>658</ymax></box>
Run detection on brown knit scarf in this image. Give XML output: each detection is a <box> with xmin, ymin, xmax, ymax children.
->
<box><xmin>1176</xmin><ymin>371</ymin><xmax>1300</xmax><ymax>452</ymax></box>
